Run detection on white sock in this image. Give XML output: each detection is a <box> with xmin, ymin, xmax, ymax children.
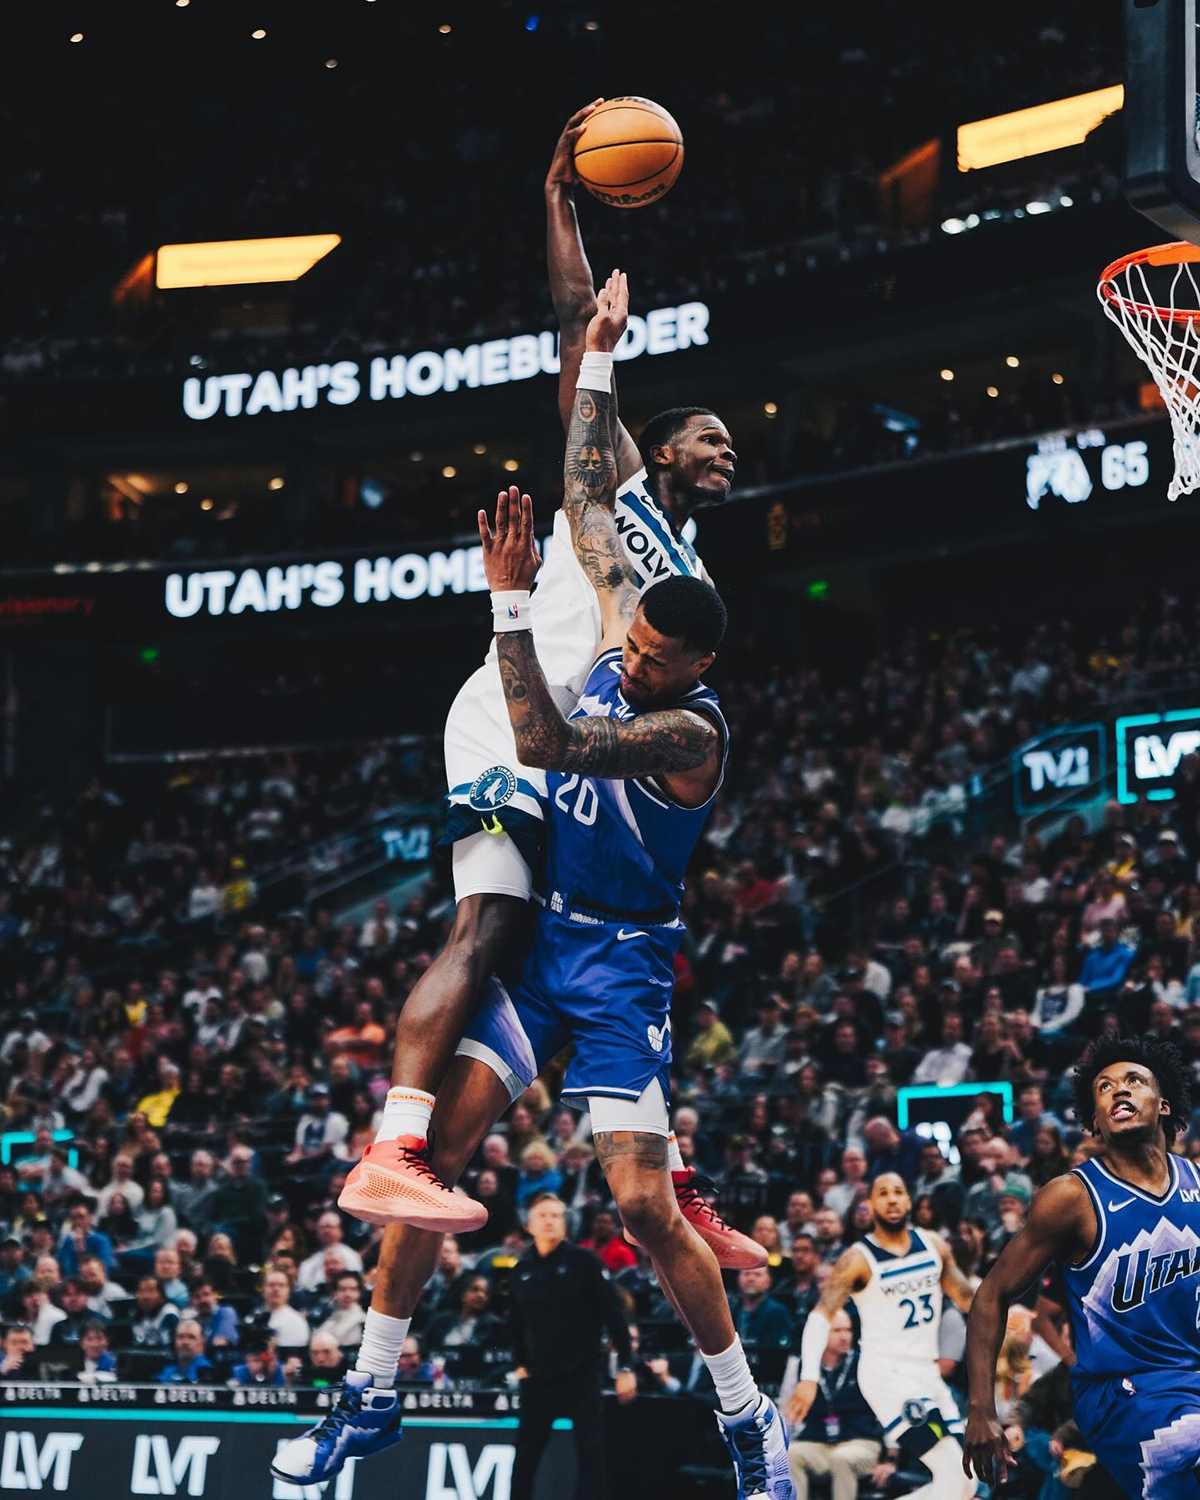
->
<box><xmin>905</xmin><ymin>1436</ymin><xmax>974</xmax><ymax>1500</ymax></box>
<box><xmin>666</xmin><ymin>1132</ymin><xmax>685</xmax><ymax>1173</ymax></box>
<box><xmin>374</xmin><ymin>1087</ymin><xmax>435</xmax><ymax>1145</ymax></box>
<box><xmin>355</xmin><ymin>1309</ymin><xmax>411</xmax><ymax>1387</ymax></box>
<box><xmin>701</xmin><ymin>1337</ymin><xmax>759</xmax><ymax>1418</ymax></box>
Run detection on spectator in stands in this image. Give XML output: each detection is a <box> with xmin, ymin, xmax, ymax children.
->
<box><xmin>738</xmin><ymin>995</ymin><xmax>790</xmax><ymax>1075</ymax></box>
<box><xmin>156</xmin><ymin>1319</ymin><xmax>215</xmax><ymax>1383</ymax></box>
<box><xmin>19</xmin><ymin>1282</ymin><xmax>65</xmax><ymax>1344</ymax></box>
<box><xmin>579</xmin><ymin>1209</ymin><xmax>637</xmax><ymax>1274</ymax></box>
<box><xmin>153</xmin><ymin>1246</ymin><xmax>188</xmax><ymax>1307</ymax></box>
<box><xmin>725</xmin><ymin>1264</ymin><xmax>792</xmax><ymax>1363</ymax></box>
<box><xmin>53</xmin><ymin>1277</ymin><xmax>101</xmax><ymax>1343</ymax></box>
<box><xmin>396</xmin><ymin>1333</ymin><xmax>435</xmax><ymax>1385</ymax></box>
<box><xmin>57</xmin><ymin>1197</ymin><xmax>112</xmax><ymax>1277</ymax></box>
<box><xmin>76</xmin><ymin>1254</ymin><xmax>127</xmax><ymax>1314</ymax></box>
<box><xmin>205</xmin><ymin>1145</ymin><xmax>267</xmax><ymax>1258</ymax></box>
<box><xmin>718</xmin><ymin>1136</ymin><xmax>771</xmax><ymax>1230</ymax></box>
<box><xmin>315</xmin><ymin>1269</ymin><xmax>366</xmax><ymax>1347</ymax></box>
<box><xmin>96</xmin><ymin>1153</ymin><xmax>144</xmax><ymax>1216</ymax></box>
<box><xmin>0</xmin><ymin>1235</ymin><xmax>30</xmax><ymax>1301</ymax></box>
<box><xmin>910</xmin><ymin>1009</ymin><xmax>972</xmax><ymax>1086</ymax></box>
<box><xmin>131</xmin><ymin>1274</ymin><xmax>179</xmax><ymax>1347</ymax></box>
<box><xmin>230</xmin><ymin>1329</ymin><xmax>285</xmax><ymax>1387</ymax></box>
<box><xmin>172</xmin><ymin>1150</ymin><xmax>217</xmax><ymax>1230</ymax></box>
<box><xmin>78</xmin><ymin>1318</ymin><xmax>117</xmax><ymax>1382</ymax></box>
<box><xmin>296</xmin><ymin>1212</ymin><xmax>362</xmax><ymax>1293</ymax></box>
<box><xmin>685</xmin><ymin>1000</ymin><xmax>736</xmax><ymax>1068</ymax></box>
<box><xmin>822</xmin><ymin>1148</ymin><xmax>868</xmax><ymax>1221</ymax></box>
<box><xmin>425</xmin><ymin>1274</ymin><xmax>502</xmax><ymax>1353</ymax></box>
<box><xmin>912</xmin><ymin>1141</ymin><xmax>964</xmax><ymax>1228</ymax></box>
<box><xmin>0</xmin><ymin>1323</ymin><xmax>34</xmax><ymax>1375</ymax></box>
<box><xmin>287</xmin><ymin>1329</ymin><xmax>348</xmax><ymax>1389</ymax></box>
<box><xmin>516</xmin><ymin>1143</ymin><xmax>563</xmax><ymax>1210</ymax></box>
<box><xmin>286</xmin><ymin>1083</ymin><xmax>348</xmax><ymax>1174</ymax></box>
<box><xmin>254</xmin><ymin>1266</ymin><xmax>310</xmax><ymax>1348</ymax></box>
<box><xmin>186</xmin><ymin>1278</ymin><xmax>239</xmax><ymax>1351</ymax></box>
<box><xmin>812</xmin><ymin>1208</ymin><xmax>846</xmax><ymax>1264</ymax></box>
<box><xmin>783</xmin><ymin>1309</ymin><xmax>883</xmax><ymax>1499</ymax></box>
<box><xmin>1079</xmin><ymin>917</ymin><xmax>1136</xmax><ymax>999</ymax></box>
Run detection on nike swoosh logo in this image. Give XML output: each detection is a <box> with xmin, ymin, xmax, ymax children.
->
<box><xmin>617</xmin><ymin>929</ymin><xmax>648</xmax><ymax>941</ymax></box>
<box><xmin>1108</xmin><ymin>1197</ymin><xmax>1135</xmax><ymax>1212</ymax></box>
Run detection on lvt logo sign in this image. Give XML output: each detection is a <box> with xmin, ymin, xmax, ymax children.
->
<box><xmin>130</xmin><ymin>1436</ymin><xmax>221</xmax><ymax>1496</ymax></box>
<box><xmin>0</xmin><ymin>1432</ymin><xmax>84</xmax><ymax>1491</ymax></box>
<box><xmin>1117</xmin><ymin>709</ymin><xmax>1200</xmax><ymax>804</ymax></box>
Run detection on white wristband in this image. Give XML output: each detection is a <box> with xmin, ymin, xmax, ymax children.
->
<box><xmin>576</xmin><ymin>351</ymin><xmax>613</xmax><ymax>392</ymax></box>
<box><xmin>799</xmin><ymin>1310</ymin><xmax>831</xmax><ymax>1383</ymax></box>
<box><xmin>491</xmin><ymin>590</ymin><xmax>532</xmax><ymax>632</ymax></box>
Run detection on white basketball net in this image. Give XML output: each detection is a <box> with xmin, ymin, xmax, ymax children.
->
<box><xmin>1098</xmin><ymin>250</ymin><xmax>1200</xmax><ymax>502</ymax></box>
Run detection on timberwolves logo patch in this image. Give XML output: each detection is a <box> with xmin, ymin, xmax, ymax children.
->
<box><xmin>902</xmin><ymin>1398</ymin><xmax>930</xmax><ymax>1426</ymax></box>
<box><xmin>468</xmin><ymin>766</ymin><xmax>517</xmax><ymax>814</ymax></box>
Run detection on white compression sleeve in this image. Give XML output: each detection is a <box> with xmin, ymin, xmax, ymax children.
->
<box><xmin>798</xmin><ymin>1309</ymin><xmax>831</xmax><ymax>1381</ymax></box>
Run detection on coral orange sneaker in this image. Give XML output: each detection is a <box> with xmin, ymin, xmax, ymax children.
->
<box><xmin>337</xmin><ymin>1137</ymin><xmax>487</xmax><ymax>1232</ymax></box>
<box><xmin>625</xmin><ymin>1169</ymin><xmax>769</xmax><ymax>1270</ymax></box>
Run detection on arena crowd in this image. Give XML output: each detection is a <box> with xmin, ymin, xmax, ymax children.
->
<box><xmin>5</xmin><ymin>585</ymin><xmax>1200</xmax><ymax>1495</ymax></box>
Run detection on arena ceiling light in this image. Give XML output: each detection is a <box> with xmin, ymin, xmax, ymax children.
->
<box><xmin>957</xmin><ymin>84</ymin><xmax>1124</xmax><ymax>171</ymax></box>
<box><xmin>155</xmin><ymin>234</ymin><xmax>342</xmax><ymax>290</ymax></box>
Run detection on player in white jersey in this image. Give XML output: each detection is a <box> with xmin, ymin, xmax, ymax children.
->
<box><xmin>792</xmin><ymin>1174</ymin><xmax>977</xmax><ymax>1499</ymax></box>
<box><xmin>337</xmin><ymin>101</ymin><xmax>744</xmax><ymax>1247</ymax></box>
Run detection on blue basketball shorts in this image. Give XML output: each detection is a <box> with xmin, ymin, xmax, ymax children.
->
<box><xmin>1073</xmin><ymin>1368</ymin><xmax>1200</xmax><ymax>1498</ymax></box>
<box><xmin>457</xmin><ymin>906</ymin><xmax>680</xmax><ymax>1107</ymax></box>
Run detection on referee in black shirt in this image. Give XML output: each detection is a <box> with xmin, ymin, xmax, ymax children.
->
<box><xmin>511</xmin><ymin>1194</ymin><xmax>636</xmax><ymax>1500</ymax></box>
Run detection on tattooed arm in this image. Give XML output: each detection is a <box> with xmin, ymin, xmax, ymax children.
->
<box><xmin>496</xmin><ymin>630</ymin><xmax>719</xmax><ymax>799</ymax></box>
<box><xmin>478</xmin><ymin>483</ymin><xmax>720</xmax><ymax>804</ymax></box>
<box><xmin>562</xmin><ymin>270</ymin><xmax>641</xmax><ymax>646</ymax></box>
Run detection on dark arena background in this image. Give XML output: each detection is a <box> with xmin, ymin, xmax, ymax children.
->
<box><xmin>6</xmin><ymin>2</ymin><xmax>1200</xmax><ymax>1497</ymax></box>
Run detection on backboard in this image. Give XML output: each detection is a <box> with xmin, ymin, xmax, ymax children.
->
<box><xmin>1126</xmin><ymin>0</ymin><xmax>1200</xmax><ymax>242</ymax></box>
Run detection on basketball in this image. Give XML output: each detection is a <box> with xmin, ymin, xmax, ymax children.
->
<box><xmin>573</xmin><ymin>96</ymin><xmax>683</xmax><ymax>208</ymax></box>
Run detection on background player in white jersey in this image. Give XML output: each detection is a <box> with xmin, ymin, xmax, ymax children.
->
<box><xmin>338</xmin><ymin>104</ymin><xmax>752</xmax><ymax>1268</ymax></box>
<box><xmin>791</xmin><ymin>1173</ymin><xmax>976</xmax><ymax>1500</ymax></box>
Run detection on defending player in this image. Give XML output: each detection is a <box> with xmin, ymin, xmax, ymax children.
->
<box><xmin>274</xmin><ymin>272</ymin><xmax>794</xmax><ymax>1499</ymax></box>
<box><xmin>964</xmin><ymin>1035</ymin><xmax>1200</xmax><ymax>1497</ymax></box>
<box><xmin>337</xmin><ymin>103</ymin><xmax>760</xmax><ymax>1270</ymax></box>
<box><xmin>791</xmin><ymin>1173</ymin><xmax>977</xmax><ymax>1500</ymax></box>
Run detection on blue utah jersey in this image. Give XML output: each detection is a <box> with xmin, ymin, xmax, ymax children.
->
<box><xmin>543</xmin><ymin>647</ymin><xmax>728</xmax><ymax>918</ymax></box>
<box><xmin>1063</xmin><ymin>1153</ymin><xmax>1200</xmax><ymax>1379</ymax></box>
<box><xmin>1063</xmin><ymin>1155</ymin><xmax>1200</xmax><ymax>1497</ymax></box>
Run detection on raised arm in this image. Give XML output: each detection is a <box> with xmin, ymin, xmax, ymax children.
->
<box><xmin>962</xmin><ymin>1173</ymin><xmax>1092</xmax><ymax>1489</ymax></box>
<box><xmin>563</xmin><ymin>268</ymin><xmax>641</xmax><ymax>643</ymax></box>
<box><xmin>929</xmin><ymin>1228</ymin><xmax>976</xmax><ymax>1314</ymax></box>
<box><xmin>546</xmin><ymin>105</ymin><xmax>641</xmax><ymax>483</ymax></box>
<box><xmin>478</xmin><ymin>488</ymin><xmax>719</xmax><ymax>793</ymax></box>
<box><xmin>786</xmin><ymin>1246</ymin><xmax>870</xmax><ymax>1425</ymax></box>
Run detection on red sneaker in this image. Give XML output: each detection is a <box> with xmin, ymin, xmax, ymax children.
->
<box><xmin>337</xmin><ymin>1137</ymin><xmax>487</xmax><ymax>1232</ymax></box>
<box><xmin>625</xmin><ymin>1169</ymin><xmax>769</xmax><ymax>1270</ymax></box>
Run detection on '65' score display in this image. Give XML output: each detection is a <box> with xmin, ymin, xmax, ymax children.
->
<box><xmin>1026</xmin><ymin>427</ymin><xmax>1150</xmax><ymax>511</ymax></box>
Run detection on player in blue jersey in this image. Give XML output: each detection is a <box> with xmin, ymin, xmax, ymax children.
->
<box><xmin>964</xmin><ymin>1034</ymin><xmax>1198</xmax><ymax>1496</ymax></box>
<box><xmin>273</xmin><ymin>272</ymin><xmax>794</xmax><ymax>1500</ymax></box>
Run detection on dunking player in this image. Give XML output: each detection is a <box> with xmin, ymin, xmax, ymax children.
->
<box><xmin>965</xmin><ymin>1035</ymin><xmax>1200</xmax><ymax>1497</ymax></box>
<box><xmin>336</xmin><ymin>101</ymin><xmax>761</xmax><ymax>1270</ymax></box>
<box><xmin>792</xmin><ymin>1173</ymin><xmax>977</xmax><ymax>1499</ymax></box>
<box><xmin>274</xmin><ymin>272</ymin><xmax>794</xmax><ymax>1500</ymax></box>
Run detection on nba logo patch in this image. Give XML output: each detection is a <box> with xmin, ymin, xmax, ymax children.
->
<box><xmin>468</xmin><ymin>765</ymin><xmax>517</xmax><ymax>814</ymax></box>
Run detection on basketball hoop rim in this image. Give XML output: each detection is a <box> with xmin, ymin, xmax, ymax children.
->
<box><xmin>1098</xmin><ymin>241</ymin><xmax>1200</xmax><ymax>325</ymax></box>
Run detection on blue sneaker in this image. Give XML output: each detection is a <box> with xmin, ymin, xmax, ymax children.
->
<box><xmin>270</xmin><ymin>1373</ymin><xmax>403</xmax><ymax>1484</ymax></box>
<box><xmin>715</xmin><ymin>1395</ymin><xmax>796</xmax><ymax>1500</ymax></box>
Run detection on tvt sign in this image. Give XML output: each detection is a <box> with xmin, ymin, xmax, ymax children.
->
<box><xmin>1013</xmin><ymin>726</ymin><xmax>1104</xmax><ymax>813</ymax></box>
<box><xmin>1117</xmin><ymin>709</ymin><xmax>1200</xmax><ymax>804</ymax></box>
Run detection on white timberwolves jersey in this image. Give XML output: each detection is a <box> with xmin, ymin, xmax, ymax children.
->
<box><xmin>484</xmin><ymin>468</ymin><xmax>704</xmax><ymax>699</ymax></box>
<box><xmin>853</xmin><ymin>1230</ymin><xmax>944</xmax><ymax>1368</ymax></box>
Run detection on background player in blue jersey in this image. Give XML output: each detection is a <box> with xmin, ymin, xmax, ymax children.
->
<box><xmin>964</xmin><ymin>1035</ymin><xmax>1198</xmax><ymax>1497</ymax></box>
<box><xmin>274</xmin><ymin>272</ymin><xmax>795</xmax><ymax>1500</ymax></box>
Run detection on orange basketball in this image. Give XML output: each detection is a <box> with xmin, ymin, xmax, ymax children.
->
<box><xmin>573</xmin><ymin>97</ymin><xmax>683</xmax><ymax>209</ymax></box>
